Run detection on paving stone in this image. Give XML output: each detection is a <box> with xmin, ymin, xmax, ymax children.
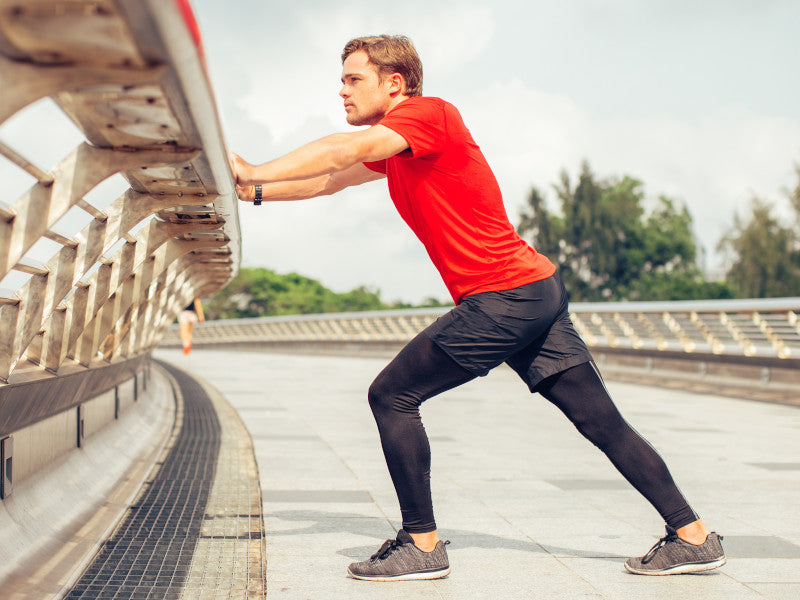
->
<box><xmin>155</xmin><ymin>348</ymin><xmax>800</xmax><ymax>599</ymax></box>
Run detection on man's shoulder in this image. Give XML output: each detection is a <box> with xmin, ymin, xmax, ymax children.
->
<box><xmin>380</xmin><ymin>97</ymin><xmax>468</xmax><ymax>159</ymax></box>
<box><xmin>390</xmin><ymin>96</ymin><xmax>457</xmax><ymax>116</ymax></box>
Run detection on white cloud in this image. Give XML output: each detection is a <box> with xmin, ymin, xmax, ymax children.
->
<box><xmin>457</xmin><ymin>79</ymin><xmax>800</xmax><ymax>273</ymax></box>
<box><xmin>584</xmin><ymin>106</ymin><xmax>800</xmax><ymax>263</ymax></box>
<box><xmin>460</xmin><ymin>79</ymin><xmax>589</xmax><ymax>208</ymax></box>
<box><xmin>238</xmin><ymin>1</ymin><xmax>496</xmax><ymax>145</ymax></box>
<box><xmin>197</xmin><ymin>0</ymin><xmax>800</xmax><ymax>301</ymax></box>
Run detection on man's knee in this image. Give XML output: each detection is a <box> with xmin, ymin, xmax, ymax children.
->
<box><xmin>367</xmin><ymin>378</ymin><xmax>390</xmax><ymax>414</ymax></box>
<box><xmin>368</xmin><ymin>376</ymin><xmax>419</xmax><ymax>417</ymax></box>
<box><xmin>575</xmin><ymin>408</ymin><xmax>628</xmax><ymax>451</ymax></box>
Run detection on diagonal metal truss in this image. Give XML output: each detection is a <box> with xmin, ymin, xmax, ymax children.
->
<box><xmin>0</xmin><ymin>0</ymin><xmax>240</xmax><ymax>386</ymax></box>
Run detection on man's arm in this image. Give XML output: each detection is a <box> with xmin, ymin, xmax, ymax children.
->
<box><xmin>232</xmin><ymin>124</ymin><xmax>408</xmax><ymax>186</ymax></box>
<box><xmin>234</xmin><ymin>162</ymin><xmax>385</xmax><ymax>203</ymax></box>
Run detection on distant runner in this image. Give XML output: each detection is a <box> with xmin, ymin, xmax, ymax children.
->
<box><xmin>230</xmin><ymin>34</ymin><xmax>725</xmax><ymax>581</ymax></box>
<box><xmin>178</xmin><ymin>298</ymin><xmax>204</xmax><ymax>355</ymax></box>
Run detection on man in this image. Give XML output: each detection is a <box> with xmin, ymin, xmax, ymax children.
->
<box><xmin>230</xmin><ymin>35</ymin><xmax>725</xmax><ymax>581</ymax></box>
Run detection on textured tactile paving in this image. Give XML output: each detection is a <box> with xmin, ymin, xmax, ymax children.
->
<box><xmin>179</xmin><ymin>368</ymin><xmax>266</xmax><ymax>599</ymax></box>
<box><xmin>64</xmin><ymin>361</ymin><xmax>265</xmax><ymax>599</ymax></box>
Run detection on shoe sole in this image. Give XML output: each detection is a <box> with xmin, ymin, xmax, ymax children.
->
<box><xmin>625</xmin><ymin>557</ymin><xmax>726</xmax><ymax>576</ymax></box>
<box><xmin>347</xmin><ymin>566</ymin><xmax>451</xmax><ymax>581</ymax></box>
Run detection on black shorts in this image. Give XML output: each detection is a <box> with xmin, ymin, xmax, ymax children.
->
<box><xmin>424</xmin><ymin>271</ymin><xmax>593</xmax><ymax>391</ymax></box>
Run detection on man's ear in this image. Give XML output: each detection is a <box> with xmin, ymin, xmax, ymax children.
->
<box><xmin>387</xmin><ymin>72</ymin><xmax>405</xmax><ymax>95</ymax></box>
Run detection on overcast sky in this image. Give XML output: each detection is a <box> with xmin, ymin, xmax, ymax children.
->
<box><xmin>192</xmin><ymin>0</ymin><xmax>799</xmax><ymax>304</ymax></box>
<box><xmin>2</xmin><ymin>0</ymin><xmax>798</xmax><ymax>303</ymax></box>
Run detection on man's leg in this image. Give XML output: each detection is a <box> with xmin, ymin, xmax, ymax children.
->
<box><xmin>535</xmin><ymin>360</ymin><xmax>725</xmax><ymax>574</ymax></box>
<box><xmin>178</xmin><ymin>313</ymin><xmax>196</xmax><ymax>354</ymax></box>
<box><xmin>347</xmin><ymin>333</ymin><xmax>475</xmax><ymax>581</ymax></box>
<box><xmin>535</xmin><ymin>360</ymin><xmax>703</xmax><ymax>533</ymax></box>
<box><xmin>367</xmin><ymin>332</ymin><xmax>475</xmax><ymax>547</ymax></box>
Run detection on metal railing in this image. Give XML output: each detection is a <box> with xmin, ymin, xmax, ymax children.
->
<box><xmin>0</xmin><ymin>0</ymin><xmax>239</xmax><ymax>386</ymax></box>
<box><xmin>0</xmin><ymin>1</ymin><xmax>239</xmax><ymax>438</ymax></box>
<box><xmin>162</xmin><ymin>298</ymin><xmax>800</xmax><ymax>361</ymax></box>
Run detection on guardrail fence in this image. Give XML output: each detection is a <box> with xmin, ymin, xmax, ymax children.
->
<box><xmin>0</xmin><ymin>0</ymin><xmax>240</xmax><ymax>494</ymax></box>
<box><xmin>162</xmin><ymin>299</ymin><xmax>800</xmax><ymax>360</ymax></box>
<box><xmin>160</xmin><ymin>298</ymin><xmax>800</xmax><ymax>403</ymax></box>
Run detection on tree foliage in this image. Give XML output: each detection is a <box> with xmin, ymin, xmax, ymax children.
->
<box><xmin>203</xmin><ymin>268</ymin><xmax>451</xmax><ymax>319</ymax></box>
<box><xmin>717</xmin><ymin>166</ymin><xmax>800</xmax><ymax>298</ymax></box>
<box><xmin>518</xmin><ymin>161</ymin><xmax>734</xmax><ymax>301</ymax></box>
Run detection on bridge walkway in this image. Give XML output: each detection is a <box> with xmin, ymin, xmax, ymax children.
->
<box><xmin>150</xmin><ymin>348</ymin><xmax>800</xmax><ymax>600</ymax></box>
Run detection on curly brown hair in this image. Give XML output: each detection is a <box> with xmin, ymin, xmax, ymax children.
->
<box><xmin>341</xmin><ymin>35</ymin><xmax>423</xmax><ymax>97</ymax></box>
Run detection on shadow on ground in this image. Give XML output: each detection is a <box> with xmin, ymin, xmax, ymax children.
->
<box><xmin>265</xmin><ymin>509</ymin><xmax>629</xmax><ymax>562</ymax></box>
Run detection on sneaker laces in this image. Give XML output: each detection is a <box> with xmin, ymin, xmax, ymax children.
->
<box><xmin>370</xmin><ymin>538</ymin><xmax>402</xmax><ymax>561</ymax></box>
<box><xmin>641</xmin><ymin>529</ymin><xmax>680</xmax><ymax>564</ymax></box>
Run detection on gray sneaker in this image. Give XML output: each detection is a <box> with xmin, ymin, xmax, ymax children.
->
<box><xmin>348</xmin><ymin>529</ymin><xmax>451</xmax><ymax>581</ymax></box>
<box><xmin>625</xmin><ymin>526</ymin><xmax>726</xmax><ymax>575</ymax></box>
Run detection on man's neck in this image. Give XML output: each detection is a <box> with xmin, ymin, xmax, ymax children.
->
<box><xmin>386</xmin><ymin>94</ymin><xmax>411</xmax><ymax>115</ymax></box>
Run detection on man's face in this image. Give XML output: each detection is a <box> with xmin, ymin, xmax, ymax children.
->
<box><xmin>340</xmin><ymin>51</ymin><xmax>395</xmax><ymax>126</ymax></box>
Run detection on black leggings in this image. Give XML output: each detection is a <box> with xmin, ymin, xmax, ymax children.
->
<box><xmin>368</xmin><ymin>333</ymin><xmax>698</xmax><ymax>533</ymax></box>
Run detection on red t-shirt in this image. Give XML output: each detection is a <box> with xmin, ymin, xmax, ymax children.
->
<box><xmin>364</xmin><ymin>96</ymin><xmax>555</xmax><ymax>304</ymax></box>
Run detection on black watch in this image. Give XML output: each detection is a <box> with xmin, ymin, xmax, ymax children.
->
<box><xmin>254</xmin><ymin>184</ymin><xmax>262</xmax><ymax>205</ymax></box>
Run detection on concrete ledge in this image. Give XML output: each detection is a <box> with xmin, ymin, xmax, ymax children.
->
<box><xmin>178</xmin><ymin>339</ymin><xmax>408</xmax><ymax>359</ymax></box>
<box><xmin>594</xmin><ymin>348</ymin><xmax>800</xmax><ymax>407</ymax></box>
<box><xmin>0</xmin><ymin>365</ymin><xmax>175</xmax><ymax>600</ymax></box>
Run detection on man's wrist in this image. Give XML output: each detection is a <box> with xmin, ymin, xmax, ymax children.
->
<box><xmin>253</xmin><ymin>184</ymin><xmax>262</xmax><ymax>205</ymax></box>
<box><xmin>247</xmin><ymin>161</ymin><xmax>272</xmax><ymax>185</ymax></box>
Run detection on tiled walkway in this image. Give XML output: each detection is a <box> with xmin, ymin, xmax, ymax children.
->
<box><xmin>64</xmin><ymin>361</ymin><xmax>265</xmax><ymax>600</ymax></box>
<box><xmin>155</xmin><ymin>348</ymin><xmax>800</xmax><ymax>600</ymax></box>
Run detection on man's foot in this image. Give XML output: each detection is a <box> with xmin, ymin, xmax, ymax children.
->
<box><xmin>625</xmin><ymin>526</ymin><xmax>726</xmax><ymax>575</ymax></box>
<box><xmin>347</xmin><ymin>529</ymin><xmax>451</xmax><ymax>581</ymax></box>
<box><xmin>183</xmin><ymin>344</ymin><xmax>191</xmax><ymax>355</ymax></box>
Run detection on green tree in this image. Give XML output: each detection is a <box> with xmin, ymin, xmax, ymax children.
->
<box><xmin>518</xmin><ymin>161</ymin><xmax>732</xmax><ymax>301</ymax></box>
<box><xmin>628</xmin><ymin>197</ymin><xmax>734</xmax><ymax>300</ymax></box>
<box><xmin>203</xmin><ymin>268</ymin><xmax>390</xmax><ymax>319</ymax></box>
<box><xmin>718</xmin><ymin>173</ymin><xmax>800</xmax><ymax>298</ymax></box>
<box><xmin>337</xmin><ymin>285</ymin><xmax>386</xmax><ymax>312</ymax></box>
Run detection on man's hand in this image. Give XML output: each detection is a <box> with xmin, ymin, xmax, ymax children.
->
<box><xmin>229</xmin><ymin>152</ymin><xmax>253</xmax><ymax>185</ymax></box>
<box><xmin>235</xmin><ymin>182</ymin><xmax>256</xmax><ymax>202</ymax></box>
<box><xmin>230</xmin><ymin>152</ymin><xmax>257</xmax><ymax>203</ymax></box>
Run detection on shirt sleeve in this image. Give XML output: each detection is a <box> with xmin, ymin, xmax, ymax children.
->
<box><xmin>376</xmin><ymin>98</ymin><xmax>446</xmax><ymax>158</ymax></box>
<box><xmin>363</xmin><ymin>159</ymin><xmax>387</xmax><ymax>173</ymax></box>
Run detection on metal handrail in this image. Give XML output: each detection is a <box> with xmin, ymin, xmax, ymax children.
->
<box><xmin>0</xmin><ymin>0</ymin><xmax>240</xmax><ymax>388</ymax></box>
<box><xmin>162</xmin><ymin>297</ymin><xmax>800</xmax><ymax>361</ymax></box>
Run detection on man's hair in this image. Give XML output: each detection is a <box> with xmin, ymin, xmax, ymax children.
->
<box><xmin>341</xmin><ymin>35</ymin><xmax>423</xmax><ymax>97</ymax></box>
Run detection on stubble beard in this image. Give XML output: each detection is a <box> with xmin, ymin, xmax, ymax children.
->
<box><xmin>345</xmin><ymin>106</ymin><xmax>384</xmax><ymax>127</ymax></box>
